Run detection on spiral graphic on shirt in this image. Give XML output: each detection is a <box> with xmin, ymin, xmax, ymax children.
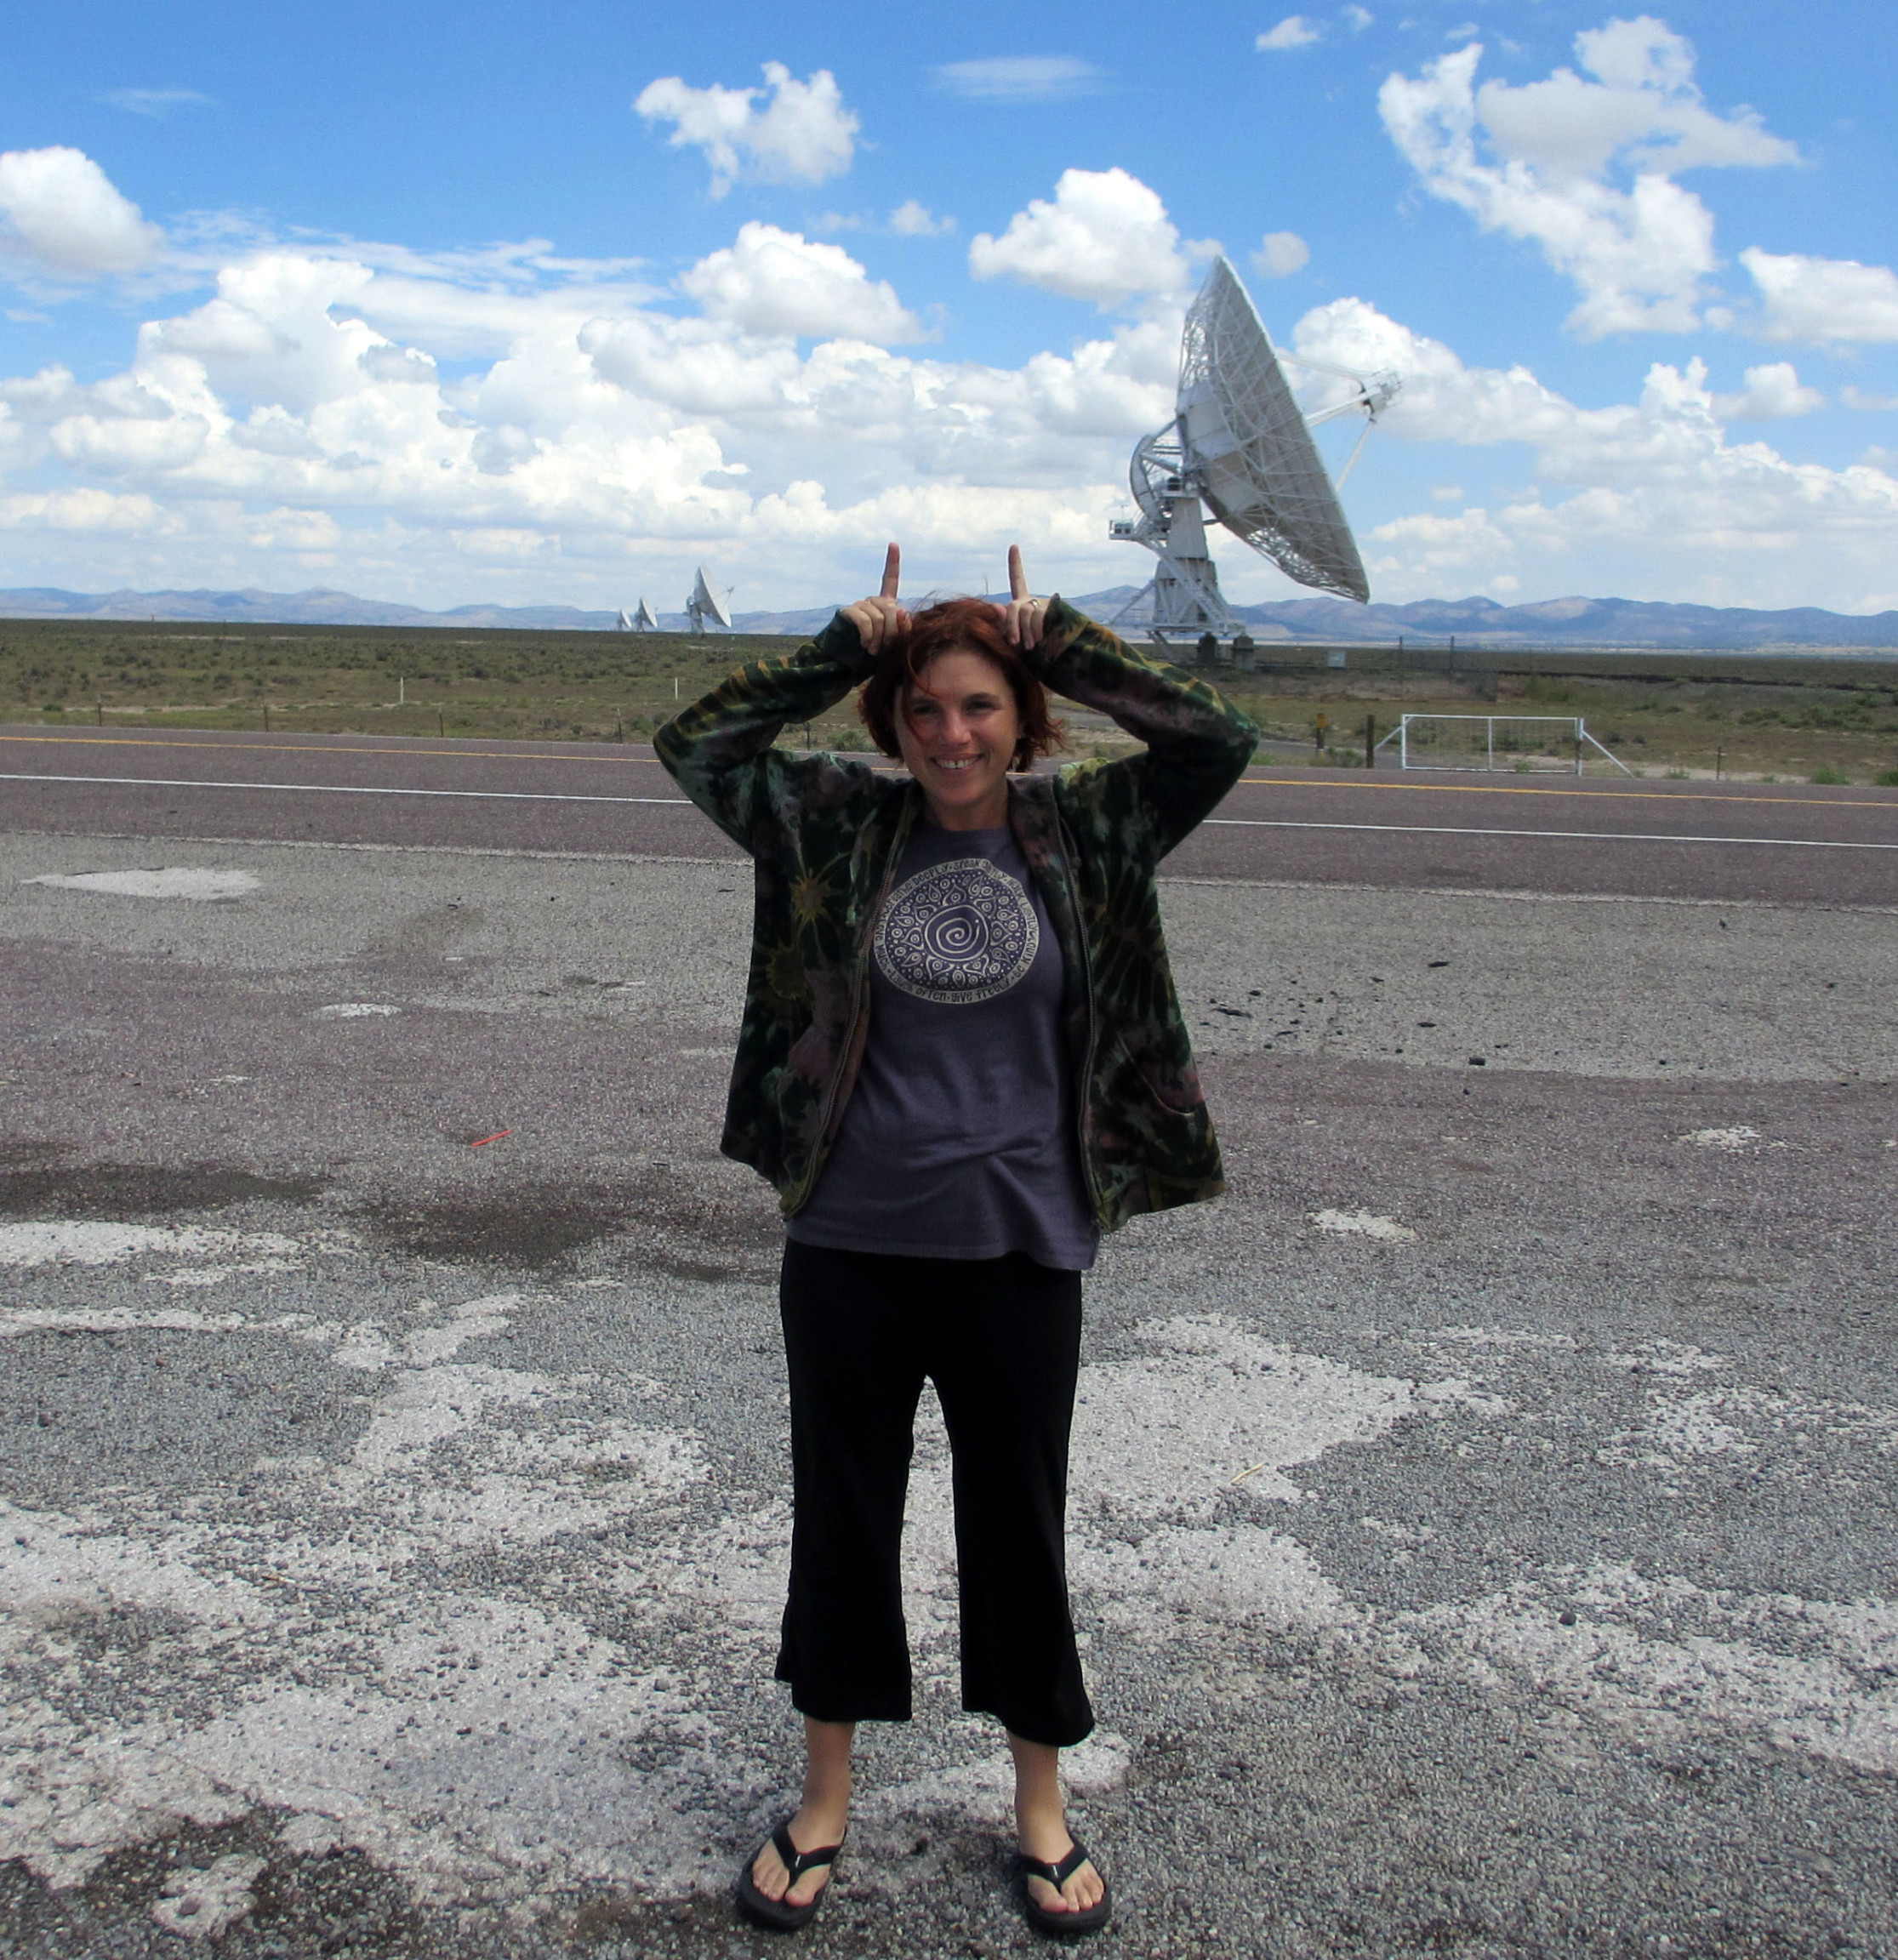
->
<box><xmin>875</xmin><ymin>857</ymin><xmax>1039</xmax><ymax>1005</ymax></box>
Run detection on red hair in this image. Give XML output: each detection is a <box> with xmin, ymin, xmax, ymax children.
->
<box><xmin>857</xmin><ymin>597</ymin><xmax>1065</xmax><ymax>772</ymax></box>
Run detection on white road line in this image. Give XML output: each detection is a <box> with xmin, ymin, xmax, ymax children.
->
<box><xmin>0</xmin><ymin>772</ymin><xmax>691</xmax><ymax>806</ymax></box>
<box><xmin>1204</xmin><ymin>818</ymin><xmax>1898</xmax><ymax>851</ymax></box>
<box><xmin>6</xmin><ymin>773</ymin><xmax>1891</xmax><ymax>850</ymax></box>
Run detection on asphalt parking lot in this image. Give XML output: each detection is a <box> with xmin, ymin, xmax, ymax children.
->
<box><xmin>2</xmin><ymin>818</ymin><xmax>1895</xmax><ymax>1959</ymax></box>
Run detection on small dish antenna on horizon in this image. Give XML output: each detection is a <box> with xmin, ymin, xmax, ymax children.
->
<box><xmin>1110</xmin><ymin>256</ymin><xmax>1399</xmax><ymax>634</ymax></box>
<box><xmin>685</xmin><ymin>565</ymin><xmax>732</xmax><ymax>634</ymax></box>
<box><xmin>632</xmin><ymin>597</ymin><xmax>658</xmax><ymax>631</ymax></box>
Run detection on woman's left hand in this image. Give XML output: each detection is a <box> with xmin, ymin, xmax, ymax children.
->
<box><xmin>998</xmin><ymin>544</ymin><xmax>1049</xmax><ymax>651</ymax></box>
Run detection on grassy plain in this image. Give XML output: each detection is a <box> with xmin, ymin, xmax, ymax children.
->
<box><xmin>3</xmin><ymin>617</ymin><xmax>1897</xmax><ymax>784</ymax></box>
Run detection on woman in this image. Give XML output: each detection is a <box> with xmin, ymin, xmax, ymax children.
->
<box><xmin>655</xmin><ymin>544</ymin><xmax>1257</xmax><ymax>1936</ymax></box>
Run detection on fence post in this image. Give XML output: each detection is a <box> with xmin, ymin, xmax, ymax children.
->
<box><xmin>1365</xmin><ymin>713</ymin><xmax>1376</xmax><ymax>769</ymax></box>
<box><xmin>1314</xmin><ymin>711</ymin><xmax>1327</xmax><ymax>754</ymax></box>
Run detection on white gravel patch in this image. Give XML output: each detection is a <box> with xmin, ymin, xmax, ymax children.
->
<box><xmin>25</xmin><ymin>868</ymin><xmax>259</xmax><ymax>901</ymax></box>
<box><xmin>151</xmin><ymin>1852</ymin><xmax>266</xmax><ymax>1940</ymax></box>
<box><xmin>0</xmin><ymin>1222</ymin><xmax>301</xmax><ymax>1270</ymax></box>
<box><xmin>1311</xmin><ymin>1208</ymin><xmax>1419</xmax><ymax>1242</ymax></box>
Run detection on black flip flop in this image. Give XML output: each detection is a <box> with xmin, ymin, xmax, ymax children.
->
<box><xmin>735</xmin><ymin>1820</ymin><xmax>844</xmax><ymax>1932</ymax></box>
<box><xmin>1017</xmin><ymin>1836</ymin><xmax>1112</xmax><ymax>1939</ymax></box>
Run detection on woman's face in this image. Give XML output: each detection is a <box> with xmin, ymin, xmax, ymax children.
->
<box><xmin>896</xmin><ymin>647</ymin><xmax>1021</xmax><ymax>829</ymax></box>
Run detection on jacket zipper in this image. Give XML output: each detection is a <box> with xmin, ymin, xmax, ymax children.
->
<box><xmin>1051</xmin><ymin>801</ymin><xmax>1108</xmax><ymax>1227</ymax></box>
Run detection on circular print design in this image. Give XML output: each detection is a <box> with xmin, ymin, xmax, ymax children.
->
<box><xmin>875</xmin><ymin>856</ymin><xmax>1040</xmax><ymax>1006</ymax></box>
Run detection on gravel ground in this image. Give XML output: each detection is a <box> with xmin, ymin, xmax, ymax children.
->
<box><xmin>1</xmin><ymin>830</ymin><xmax>1894</xmax><ymax>1959</ymax></box>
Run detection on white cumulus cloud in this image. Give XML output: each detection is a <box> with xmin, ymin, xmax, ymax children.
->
<box><xmin>677</xmin><ymin>224</ymin><xmax>921</xmax><ymax>343</ymax></box>
<box><xmin>1741</xmin><ymin>248</ymin><xmax>1898</xmax><ymax>345</ymax></box>
<box><xmin>1291</xmin><ymin>294</ymin><xmax>1898</xmax><ymax>604</ymax></box>
<box><xmin>969</xmin><ymin>168</ymin><xmax>1206</xmax><ymax>309</ymax></box>
<box><xmin>634</xmin><ymin>63</ymin><xmax>857</xmax><ymax>197</ymax></box>
<box><xmin>0</xmin><ymin>216</ymin><xmax>1185</xmax><ymax>610</ymax></box>
<box><xmin>1254</xmin><ymin>231</ymin><xmax>1310</xmax><ymax>277</ymax></box>
<box><xmin>890</xmin><ymin>200</ymin><xmax>955</xmax><ymax>238</ymax></box>
<box><xmin>1257</xmin><ymin>17</ymin><xmax>1324</xmax><ymax>50</ymax></box>
<box><xmin>0</xmin><ymin>146</ymin><xmax>164</xmax><ymax>277</ymax></box>
<box><xmin>1713</xmin><ymin>362</ymin><xmax>1824</xmax><ymax>421</ymax></box>
<box><xmin>1380</xmin><ymin>21</ymin><xmax>1798</xmax><ymax>338</ymax></box>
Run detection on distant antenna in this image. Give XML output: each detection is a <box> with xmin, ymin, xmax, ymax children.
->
<box><xmin>615</xmin><ymin>608</ymin><xmax>633</xmax><ymax>631</ymax></box>
<box><xmin>635</xmin><ymin>597</ymin><xmax>658</xmax><ymax>631</ymax></box>
<box><xmin>685</xmin><ymin>565</ymin><xmax>732</xmax><ymax>634</ymax></box>
<box><xmin>1110</xmin><ymin>256</ymin><xmax>1399</xmax><ymax>633</ymax></box>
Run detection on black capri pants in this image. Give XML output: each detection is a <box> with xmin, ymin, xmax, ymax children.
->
<box><xmin>775</xmin><ymin>1239</ymin><xmax>1094</xmax><ymax>1749</ymax></box>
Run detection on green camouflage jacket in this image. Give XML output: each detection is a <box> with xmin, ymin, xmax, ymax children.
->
<box><xmin>654</xmin><ymin>599</ymin><xmax>1260</xmax><ymax>1233</ymax></box>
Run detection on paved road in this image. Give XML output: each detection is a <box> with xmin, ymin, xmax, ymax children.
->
<box><xmin>1</xmin><ymin>790</ymin><xmax>1895</xmax><ymax>1954</ymax></box>
<box><xmin>3</xmin><ymin>723</ymin><xmax>1895</xmax><ymax>903</ymax></box>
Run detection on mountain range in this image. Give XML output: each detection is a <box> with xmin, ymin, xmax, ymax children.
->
<box><xmin>4</xmin><ymin>583</ymin><xmax>1897</xmax><ymax>651</ymax></box>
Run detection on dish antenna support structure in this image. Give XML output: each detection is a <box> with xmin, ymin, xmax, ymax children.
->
<box><xmin>685</xmin><ymin>566</ymin><xmax>732</xmax><ymax>635</ymax></box>
<box><xmin>622</xmin><ymin>598</ymin><xmax>658</xmax><ymax>632</ymax></box>
<box><xmin>1109</xmin><ymin>257</ymin><xmax>1399</xmax><ymax>634</ymax></box>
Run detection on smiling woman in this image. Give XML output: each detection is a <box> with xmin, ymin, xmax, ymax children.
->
<box><xmin>856</xmin><ymin>594</ymin><xmax>1066</xmax><ymax>823</ymax></box>
<box><xmin>654</xmin><ymin>540</ymin><xmax>1260</xmax><ymax>1937</ymax></box>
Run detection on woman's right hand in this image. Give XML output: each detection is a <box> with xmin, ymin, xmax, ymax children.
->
<box><xmin>840</xmin><ymin>543</ymin><xmax>908</xmax><ymax>656</ymax></box>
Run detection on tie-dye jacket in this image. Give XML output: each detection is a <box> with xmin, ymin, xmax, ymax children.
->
<box><xmin>653</xmin><ymin>599</ymin><xmax>1260</xmax><ymax>1233</ymax></box>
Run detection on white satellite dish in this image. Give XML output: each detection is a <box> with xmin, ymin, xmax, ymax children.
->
<box><xmin>634</xmin><ymin>597</ymin><xmax>658</xmax><ymax>631</ymax></box>
<box><xmin>615</xmin><ymin>608</ymin><xmax>634</xmax><ymax>632</ymax></box>
<box><xmin>1110</xmin><ymin>256</ymin><xmax>1399</xmax><ymax>632</ymax></box>
<box><xmin>685</xmin><ymin>565</ymin><xmax>732</xmax><ymax>634</ymax></box>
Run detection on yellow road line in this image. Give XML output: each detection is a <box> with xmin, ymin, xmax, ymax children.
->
<box><xmin>0</xmin><ymin>732</ymin><xmax>648</xmax><ymax>766</ymax></box>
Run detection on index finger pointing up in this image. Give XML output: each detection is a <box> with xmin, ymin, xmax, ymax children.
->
<box><xmin>1007</xmin><ymin>544</ymin><xmax>1030</xmax><ymax>601</ymax></box>
<box><xmin>880</xmin><ymin>542</ymin><xmax>902</xmax><ymax>599</ymax></box>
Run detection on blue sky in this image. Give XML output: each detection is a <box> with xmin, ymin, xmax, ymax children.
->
<box><xmin>1</xmin><ymin>1</ymin><xmax>1894</xmax><ymax>612</ymax></box>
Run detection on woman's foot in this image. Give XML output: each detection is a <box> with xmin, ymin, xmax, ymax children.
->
<box><xmin>1008</xmin><ymin>1731</ymin><xmax>1107</xmax><ymax>1923</ymax></box>
<box><xmin>1017</xmin><ymin>1810</ymin><xmax>1107</xmax><ymax>1920</ymax></box>
<box><xmin>747</xmin><ymin>1798</ymin><xmax>849</xmax><ymax>1912</ymax></box>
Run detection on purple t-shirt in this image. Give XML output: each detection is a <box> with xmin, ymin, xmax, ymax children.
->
<box><xmin>786</xmin><ymin>818</ymin><xmax>1098</xmax><ymax>1271</ymax></box>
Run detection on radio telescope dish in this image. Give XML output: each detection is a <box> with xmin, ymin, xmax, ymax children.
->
<box><xmin>685</xmin><ymin>566</ymin><xmax>732</xmax><ymax>634</ymax></box>
<box><xmin>634</xmin><ymin>597</ymin><xmax>658</xmax><ymax>631</ymax></box>
<box><xmin>1110</xmin><ymin>256</ymin><xmax>1399</xmax><ymax>634</ymax></box>
<box><xmin>615</xmin><ymin>608</ymin><xmax>633</xmax><ymax>632</ymax></box>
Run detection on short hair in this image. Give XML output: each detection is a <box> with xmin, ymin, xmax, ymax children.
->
<box><xmin>857</xmin><ymin>597</ymin><xmax>1065</xmax><ymax>773</ymax></box>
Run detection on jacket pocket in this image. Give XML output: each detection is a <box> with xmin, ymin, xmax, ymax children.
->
<box><xmin>1099</xmin><ymin>1032</ymin><xmax>1204</xmax><ymax>1120</ymax></box>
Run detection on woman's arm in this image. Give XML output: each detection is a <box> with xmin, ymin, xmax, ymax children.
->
<box><xmin>654</xmin><ymin>548</ymin><xmax>909</xmax><ymax>851</ymax></box>
<box><xmin>653</xmin><ymin>616</ymin><xmax>876</xmax><ymax>850</ymax></box>
<box><xmin>1024</xmin><ymin>598</ymin><xmax>1261</xmax><ymax>859</ymax></box>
